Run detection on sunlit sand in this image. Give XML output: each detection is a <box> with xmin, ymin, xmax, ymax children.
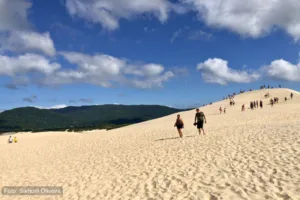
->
<box><xmin>1</xmin><ymin>88</ymin><xmax>299</xmax><ymax>200</ymax></box>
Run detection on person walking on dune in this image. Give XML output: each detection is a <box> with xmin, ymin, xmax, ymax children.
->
<box><xmin>219</xmin><ymin>107</ymin><xmax>222</xmax><ymax>114</ymax></box>
<box><xmin>270</xmin><ymin>99</ymin><xmax>274</xmax><ymax>107</ymax></box>
<box><xmin>194</xmin><ymin>109</ymin><xmax>207</xmax><ymax>135</ymax></box>
<box><xmin>291</xmin><ymin>93</ymin><xmax>294</xmax><ymax>99</ymax></box>
<box><xmin>174</xmin><ymin>114</ymin><xmax>184</xmax><ymax>138</ymax></box>
<box><xmin>260</xmin><ymin>100</ymin><xmax>263</xmax><ymax>108</ymax></box>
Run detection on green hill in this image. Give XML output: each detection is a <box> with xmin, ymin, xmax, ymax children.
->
<box><xmin>0</xmin><ymin>105</ymin><xmax>185</xmax><ymax>134</ymax></box>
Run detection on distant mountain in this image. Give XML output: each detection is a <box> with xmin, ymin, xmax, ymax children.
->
<box><xmin>0</xmin><ymin>105</ymin><xmax>185</xmax><ymax>134</ymax></box>
<box><xmin>0</xmin><ymin>109</ymin><xmax>5</xmax><ymax>113</ymax></box>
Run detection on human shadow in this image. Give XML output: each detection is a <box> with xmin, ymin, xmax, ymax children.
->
<box><xmin>185</xmin><ymin>135</ymin><xmax>197</xmax><ymax>138</ymax></box>
<box><xmin>155</xmin><ymin>137</ymin><xmax>180</xmax><ymax>141</ymax></box>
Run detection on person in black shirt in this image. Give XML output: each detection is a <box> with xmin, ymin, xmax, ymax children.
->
<box><xmin>194</xmin><ymin>109</ymin><xmax>207</xmax><ymax>135</ymax></box>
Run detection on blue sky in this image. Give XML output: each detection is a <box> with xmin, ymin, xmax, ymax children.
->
<box><xmin>1</xmin><ymin>0</ymin><xmax>300</xmax><ymax>111</ymax></box>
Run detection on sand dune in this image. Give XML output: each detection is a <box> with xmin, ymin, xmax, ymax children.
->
<box><xmin>1</xmin><ymin>88</ymin><xmax>300</xmax><ymax>200</ymax></box>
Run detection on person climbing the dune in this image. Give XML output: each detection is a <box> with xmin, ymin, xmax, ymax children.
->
<box><xmin>194</xmin><ymin>109</ymin><xmax>207</xmax><ymax>135</ymax></box>
<box><xmin>174</xmin><ymin>114</ymin><xmax>184</xmax><ymax>138</ymax></box>
<box><xmin>270</xmin><ymin>99</ymin><xmax>274</xmax><ymax>107</ymax></box>
<box><xmin>260</xmin><ymin>100</ymin><xmax>263</xmax><ymax>108</ymax></box>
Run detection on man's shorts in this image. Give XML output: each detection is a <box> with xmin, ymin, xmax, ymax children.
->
<box><xmin>197</xmin><ymin>121</ymin><xmax>204</xmax><ymax>129</ymax></box>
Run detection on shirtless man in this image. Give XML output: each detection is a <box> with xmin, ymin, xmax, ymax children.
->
<box><xmin>174</xmin><ymin>114</ymin><xmax>184</xmax><ymax>138</ymax></box>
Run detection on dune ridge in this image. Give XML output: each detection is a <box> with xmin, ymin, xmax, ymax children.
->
<box><xmin>1</xmin><ymin>88</ymin><xmax>300</xmax><ymax>200</ymax></box>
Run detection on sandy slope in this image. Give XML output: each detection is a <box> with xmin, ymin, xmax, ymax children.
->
<box><xmin>0</xmin><ymin>88</ymin><xmax>300</xmax><ymax>200</ymax></box>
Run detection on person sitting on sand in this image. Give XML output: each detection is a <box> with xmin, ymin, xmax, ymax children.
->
<box><xmin>194</xmin><ymin>109</ymin><xmax>207</xmax><ymax>135</ymax></box>
<box><xmin>13</xmin><ymin>137</ymin><xmax>18</xmax><ymax>143</ymax></box>
<box><xmin>285</xmin><ymin>97</ymin><xmax>287</xmax><ymax>102</ymax></box>
<box><xmin>8</xmin><ymin>136</ymin><xmax>13</xmax><ymax>144</ymax></box>
<box><xmin>174</xmin><ymin>114</ymin><xmax>184</xmax><ymax>138</ymax></box>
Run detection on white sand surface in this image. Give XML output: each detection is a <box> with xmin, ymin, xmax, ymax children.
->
<box><xmin>0</xmin><ymin>88</ymin><xmax>300</xmax><ymax>200</ymax></box>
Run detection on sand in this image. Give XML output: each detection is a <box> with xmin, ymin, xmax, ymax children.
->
<box><xmin>0</xmin><ymin>88</ymin><xmax>300</xmax><ymax>200</ymax></box>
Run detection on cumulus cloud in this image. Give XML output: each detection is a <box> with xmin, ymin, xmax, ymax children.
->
<box><xmin>124</xmin><ymin>64</ymin><xmax>164</xmax><ymax>76</ymax></box>
<box><xmin>1</xmin><ymin>31</ymin><xmax>56</xmax><ymax>56</ymax></box>
<box><xmin>180</xmin><ymin>0</ymin><xmax>300</xmax><ymax>40</ymax></box>
<box><xmin>197</xmin><ymin>58</ymin><xmax>260</xmax><ymax>85</ymax></box>
<box><xmin>129</xmin><ymin>71</ymin><xmax>174</xmax><ymax>89</ymax></box>
<box><xmin>264</xmin><ymin>59</ymin><xmax>300</xmax><ymax>81</ymax></box>
<box><xmin>0</xmin><ymin>51</ymin><xmax>174</xmax><ymax>89</ymax></box>
<box><xmin>40</xmin><ymin>51</ymin><xmax>174</xmax><ymax>89</ymax></box>
<box><xmin>0</xmin><ymin>0</ymin><xmax>31</xmax><ymax>31</ymax></box>
<box><xmin>0</xmin><ymin>0</ymin><xmax>56</xmax><ymax>56</ymax></box>
<box><xmin>65</xmin><ymin>0</ymin><xmax>185</xmax><ymax>30</ymax></box>
<box><xmin>0</xmin><ymin>53</ymin><xmax>60</xmax><ymax>76</ymax></box>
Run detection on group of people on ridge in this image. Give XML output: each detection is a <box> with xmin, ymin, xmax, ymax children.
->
<box><xmin>174</xmin><ymin>109</ymin><xmax>207</xmax><ymax>138</ymax></box>
<box><xmin>250</xmin><ymin>100</ymin><xmax>263</xmax><ymax>109</ymax></box>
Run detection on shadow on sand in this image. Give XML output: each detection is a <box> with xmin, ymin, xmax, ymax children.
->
<box><xmin>155</xmin><ymin>135</ymin><xmax>197</xmax><ymax>141</ymax></box>
<box><xmin>155</xmin><ymin>137</ymin><xmax>180</xmax><ymax>141</ymax></box>
<box><xmin>185</xmin><ymin>135</ymin><xmax>197</xmax><ymax>138</ymax></box>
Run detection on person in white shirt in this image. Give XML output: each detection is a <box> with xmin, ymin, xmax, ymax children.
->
<box><xmin>8</xmin><ymin>136</ymin><xmax>13</xmax><ymax>143</ymax></box>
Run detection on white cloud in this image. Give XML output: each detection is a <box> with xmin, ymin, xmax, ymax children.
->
<box><xmin>39</xmin><ymin>51</ymin><xmax>174</xmax><ymax>89</ymax></box>
<box><xmin>50</xmin><ymin>104</ymin><xmax>68</xmax><ymax>109</ymax></box>
<box><xmin>180</xmin><ymin>0</ymin><xmax>300</xmax><ymax>40</ymax></box>
<box><xmin>124</xmin><ymin>64</ymin><xmax>164</xmax><ymax>76</ymax></box>
<box><xmin>264</xmin><ymin>59</ymin><xmax>300</xmax><ymax>82</ymax></box>
<box><xmin>0</xmin><ymin>53</ymin><xmax>60</xmax><ymax>76</ymax></box>
<box><xmin>1</xmin><ymin>31</ymin><xmax>56</xmax><ymax>56</ymax></box>
<box><xmin>33</xmin><ymin>104</ymin><xmax>68</xmax><ymax>109</ymax></box>
<box><xmin>65</xmin><ymin>0</ymin><xmax>175</xmax><ymax>30</ymax></box>
<box><xmin>0</xmin><ymin>0</ymin><xmax>31</xmax><ymax>31</ymax></box>
<box><xmin>197</xmin><ymin>58</ymin><xmax>260</xmax><ymax>85</ymax></box>
<box><xmin>0</xmin><ymin>1</ymin><xmax>56</xmax><ymax>56</ymax></box>
<box><xmin>130</xmin><ymin>71</ymin><xmax>174</xmax><ymax>89</ymax></box>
